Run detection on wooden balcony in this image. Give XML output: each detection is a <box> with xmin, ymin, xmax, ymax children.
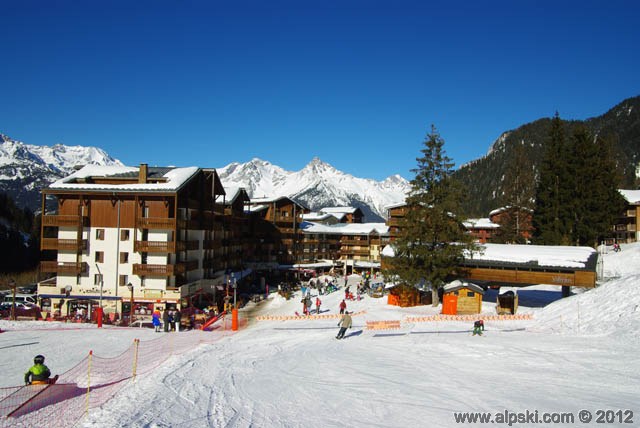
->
<box><xmin>41</xmin><ymin>238</ymin><xmax>87</xmax><ymax>251</ymax></box>
<box><xmin>40</xmin><ymin>261</ymin><xmax>88</xmax><ymax>274</ymax></box>
<box><xmin>203</xmin><ymin>240</ymin><xmax>222</xmax><ymax>250</ymax></box>
<box><xmin>134</xmin><ymin>241</ymin><xmax>176</xmax><ymax>253</ymax></box>
<box><xmin>42</xmin><ymin>215</ymin><xmax>86</xmax><ymax>228</ymax></box>
<box><xmin>133</xmin><ymin>264</ymin><xmax>175</xmax><ymax>276</ymax></box>
<box><xmin>341</xmin><ymin>239</ymin><xmax>368</xmax><ymax>245</ymax></box>
<box><xmin>182</xmin><ymin>240</ymin><xmax>200</xmax><ymax>251</ymax></box>
<box><xmin>136</xmin><ymin>217</ymin><xmax>176</xmax><ymax>229</ymax></box>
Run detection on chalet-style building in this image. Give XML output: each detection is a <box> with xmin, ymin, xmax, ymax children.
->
<box><xmin>302</xmin><ymin>206</ymin><xmax>364</xmax><ymax>225</ymax></box>
<box><xmin>300</xmin><ymin>222</ymin><xmax>389</xmax><ymax>274</ymax></box>
<box><xmin>386</xmin><ymin>202</ymin><xmax>408</xmax><ymax>242</ymax></box>
<box><xmin>245</xmin><ymin>196</ymin><xmax>310</xmax><ymax>267</ymax></box>
<box><xmin>462</xmin><ymin>218</ymin><xmax>500</xmax><ymax>244</ymax></box>
<box><xmin>615</xmin><ymin>190</ymin><xmax>640</xmax><ymax>243</ymax></box>
<box><xmin>38</xmin><ymin>164</ymin><xmax>236</xmax><ymax>320</ymax></box>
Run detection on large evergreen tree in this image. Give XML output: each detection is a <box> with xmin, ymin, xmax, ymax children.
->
<box><xmin>495</xmin><ymin>142</ymin><xmax>535</xmax><ymax>243</ymax></box>
<box><xmin>570</xmin><ymin>126</ymin><xmax>625</xmax><ymax>246</ymax></box>
<box><xmin>533</xmin><ymin>113</ymin><xmax>574</xmax><ymax>245</ymax></box>
<box><xmin>385</xmin><ymin>126</ymin><xmax>476</xmax><ymax>305</ymax></box>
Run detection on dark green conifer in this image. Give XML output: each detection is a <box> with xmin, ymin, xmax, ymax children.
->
<box><xmin>385</xmin><ymin>125</ymin><xmax>476</xmax><ymax>305</ymax></box>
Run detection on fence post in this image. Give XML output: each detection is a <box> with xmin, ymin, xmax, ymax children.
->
<box><xmin>132</xmin><ymin>339</ymin><xmax>139</xmax><ymax>381</ymax></box>
<box><xmin>86</xmin><ymin>350</ymin><xmax>93</xmax><ymax>416</ymax></box>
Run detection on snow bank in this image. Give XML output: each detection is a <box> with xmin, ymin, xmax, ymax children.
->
<box><xmin>533</xmin><ymin>275</ymin><xmax>640</xmax><ymax>338</ymax></box>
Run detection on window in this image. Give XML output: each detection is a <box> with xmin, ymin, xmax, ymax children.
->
<box><xmin>120</xmin><ymin>230</ymin><xmax>130</xmax><ymax>241</ymax></box>
<box><xmin>119</xmin><ymin>275</ymin><xmax>128</xmax><ymax>286</ymax></box>
<box><xmin>96</xmin><ymin>229</ymin><xmax>105</xmax><ymax>240</ymax></box>
<box><xmin>94</xmin><ymin>274</ymin><xmax>103</xmax><ymax>286</ymax></box>
<box><xmin>467</xmin><ymin>291</ymin><xmax>475</xmax><ymax>297</ymax></box>
<box><xmin>95</xmin><ymin>251</ymin><xmax>104</xmax><ymax>263</ymax></box>
<box><xmin>281</xmin><ymin>211</ymin><xmax>289</xmax><ymax>217</ymax></box>
<box><xmin>120</xmin><ymin>252</ymin><xmax>129</xmax><ymax>263</ymax></box>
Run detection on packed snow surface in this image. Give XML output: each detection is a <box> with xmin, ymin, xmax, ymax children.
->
<box><xmin>1</xmin><ymin>244</ymin><xmax>639</xmax><ymax>427</ymax></box>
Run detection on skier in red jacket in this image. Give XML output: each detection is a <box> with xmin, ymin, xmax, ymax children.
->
<box><xmin>315</xmin><ymin>297</ymin><xmax>322</xmax><ymax>314</ymax></box>
<box><xmin>339</xmin><ymin>299</ymin><xmax>347</xmax><ymax>314</ymax></box>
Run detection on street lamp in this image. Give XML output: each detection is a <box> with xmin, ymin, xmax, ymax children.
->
<box><xmin>232</xmin><ymin>277</ymin><xmax>237</xmax><ymax>308</ymax></box>
<box><xmin>127</xmin><ymin>283</ymin><xmax>134</xmax><ymax>326</ymax></box>
<box><xmin>9</xmin><ymin>279</ymin><xmax>16</xmax><ymax>321</ymax></box>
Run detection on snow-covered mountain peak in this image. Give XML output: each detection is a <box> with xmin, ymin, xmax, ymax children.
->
<box><xmin>0</xmin><ymin>133</ymin><xmax>123</xmax><ymax>209</ymax></box>
<box><xmin>217</xmin><ymin>157</ymin><xmax>410</xmax><ymax>220</ymax></box>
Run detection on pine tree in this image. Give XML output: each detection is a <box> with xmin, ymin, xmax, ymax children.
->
<box><xmin>385</xmin><ymin>125</ymin><xmax>476</xmax><ymax>305</ymax></box>
<box><xmin>495</xmin><ymin>142</ymin><xmax>535</xmax><ymax>243</ymax></box>
<box><xmin>570</xmin><ymin>127</ymin><xmax>625</xmax><ymax>246</ymax></box>
<box><xmin>533</xmin><ymin>113</ymin><xmax>574</xmax><ymax>244</ymax></box>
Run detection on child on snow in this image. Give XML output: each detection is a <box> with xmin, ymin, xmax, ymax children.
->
<box><xmin>473</xmin><ymin>320</ymin><xmax>484</xmax><ymax>336</ymax></box>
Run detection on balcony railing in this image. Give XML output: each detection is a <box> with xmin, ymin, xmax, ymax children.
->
<box><xmin>134</xmin><ymin>241</ymin><xmax>176</xmax><ymax>253</ymax></box>
<box><xmin>203</xmin><ymin>240</ymin><xmax>222</xmax><ymax>250</ymax></box>
<box><xmin>41</xmin><ymin>238</ymin><xmax>87</xmax><ymax>251</ymax></box>
<box><xmin>134</xmin><ymin>240</ymin><xmax>200</xmax><ymax>252</ymax></box>
<box><xmin>133</xmin><ymin>264</ymin><xmax>175</xmax><ymax>276</ymax></box>
<box><xmin>40</xmin><ymin>261</ymin><xmax>88</xmax><ymax>274</ymax></box>
<box><xmin>136</xmin><ymin>217</ymin><xmax>176</xmax><ymax>229</ymax></box>
<box><xmin>42</xmin><ymin>215</ymin><xmax>86</xmax><ymax>227</ymax></box>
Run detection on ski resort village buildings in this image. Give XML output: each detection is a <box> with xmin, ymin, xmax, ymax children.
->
<box><xmin>37</xmin><ymin>164</ymin><xmax>635</xmax><ymax>319</ymax></box>
<box><xmin>37</xmin><ymin>164</ymin><xmax>386</xmax><ymax>319</ymax></box>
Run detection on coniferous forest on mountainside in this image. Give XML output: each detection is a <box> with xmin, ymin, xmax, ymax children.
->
<box><xmin>454</xmin><ymin>95</ymin><xmax>640</xmax><ymax>217</ymax></box>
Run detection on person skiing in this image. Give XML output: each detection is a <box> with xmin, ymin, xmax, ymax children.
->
<box><xmin>315</xmin><ymin>297</ymin><xmax>321</xmax><ymax>314</ymax></box>
<box><xmin>24</xmin><ymin>355</ymin><xmax>52</xmax><ymax>385</ymax></box>
<box><xmin>339</xmin><ymin>299</ymin><xmax>347</xmax><ymax>314</ymax></box>
<box><xmin>336</xmin><ymin>311</ymin><xmax>353</xmax><ymax>339</ymax></box>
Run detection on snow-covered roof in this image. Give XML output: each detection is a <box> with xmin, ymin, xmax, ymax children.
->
<box><xmin>320</xmin><ymin>207</ymin><xmax>358</xmax><ymax>214</ymax></box>
<box><xmin>248</xmin><ymin>196</ymin><xmax>309</xmax><ymax>210</ymax></box>
<box><xmin>488</xmin><ymin>206</ymin><xmax>533</xmax><ymax>217</ymax></box>
<box><xmin>217</xmin><ymin>186</ymin><xmax>248</xmax><ymax>205</ymax></box>
<box><xmin>381</xmin><ymin>245</ymin><xmax>396</xmax><ymax>257</ymax></box>
<box><xmin>443</xmin><ymin>280</ymin><xmax>484</xmax><ymax>294</ymax></box>
<box><xmin>382</xmin><ymin>243</ymin><xmax>597</xmax><ymax>271</ymax></box>
<box><xmin>301</xmin><ymin>221</ymin><xmax>389</xmax><ymax>236</ymax></box>
<box><xmin>385</xmin><ymin>202</ymin><xmax>407</xmax><ymax>210</ymax></box>
<box><xmin>463</xmin><ymin>218</ymin><xmax>500</xmax><ymax>229</ymax></box>
<box><xmin>619</xmin><ymin>189</ymin><xmax>640</xmax><ymax>204</ymax></box>
<box><xmin>47</xmin><ymin>164</ymin><xmax>200</xmax><ymax>192</ymax></box>
<box><xmin>302</xmin><ymin>212</ymin><xmax>334</xmax><ymax>221</ymax></box>
<box><xmin>464</xmin><ymin>243</ymin><xmax>597</xmax><ymax>270</ymax></box>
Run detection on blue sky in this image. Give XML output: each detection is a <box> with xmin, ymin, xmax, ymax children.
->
<box><xmin>2</xmin><ymin>0</ymin><xmax>639</xmax><ymax>181</ymax></box>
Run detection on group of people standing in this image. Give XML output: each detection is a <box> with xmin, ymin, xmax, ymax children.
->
<box><xmin>151</xmin><ymin>307</ymin><xmax>182</xmax><ymax>332</ymax></box>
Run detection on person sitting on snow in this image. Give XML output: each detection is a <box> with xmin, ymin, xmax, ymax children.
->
<box><xmin>24</xmin><ymin>355</ymin><xmax>51</xmax><ymax>385</ymax></box>
<box><xmin>473</xmin><ymin>320</ymin><xmax>484</xmax><ymax>336</ymax></box>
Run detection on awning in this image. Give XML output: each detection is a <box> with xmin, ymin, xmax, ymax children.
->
<box><xmin>38</xmin><ymin>294</ymin><xmax>122</xmax><ymax>301</ymax></box>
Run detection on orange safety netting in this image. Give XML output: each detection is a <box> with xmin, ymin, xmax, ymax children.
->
<box><xmin>0</xmin><ymin>324</ymin><xmax>238</xmax><ymax>428</ymax></box>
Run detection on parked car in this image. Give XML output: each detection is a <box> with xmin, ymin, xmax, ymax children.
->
<box><xmin>2</xmin><ymin>293</ymin><xmax>37</xmax><ymax>305</ymax></box>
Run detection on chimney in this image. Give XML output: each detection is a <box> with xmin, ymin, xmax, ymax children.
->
<box><xmin>139</xmin><ymin>163</ymin><xmax>148</xmax><ymax>183</ymax></box>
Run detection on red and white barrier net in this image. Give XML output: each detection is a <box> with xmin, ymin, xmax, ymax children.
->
<box><xmin>0</xmin><ymin>330</ymin><xmax>229</xmax><ymax>428</ymax></box>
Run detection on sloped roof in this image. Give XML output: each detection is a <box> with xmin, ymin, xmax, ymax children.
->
<box><xmin>301</xmin><ymin>221</ymin><xmax>389</xmax><ymax>236</ymax></box>
<box><xmin>443</xmin><ymin>280</ymin><xmax>484</xmax><ymax>294</ymax></box>
<box><xmin>463</xmin><ymin>218</ymin><xmax>500</xmax><ymax>229</ymax></box>
<box><xmin>619</xmin><ymin>189</ymin><xmax>640</xmax><ymax>204</ymax></box>
<box><xmin>47</xmin><ymin>164</ymin><xmax>200</xmax><ymax>192</ymax></box>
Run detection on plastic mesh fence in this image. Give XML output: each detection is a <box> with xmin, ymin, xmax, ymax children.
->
<box><xmin>0</xmin><ymin>328</ymin><xmax>232</xmax><ymax>428</ymax></box>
